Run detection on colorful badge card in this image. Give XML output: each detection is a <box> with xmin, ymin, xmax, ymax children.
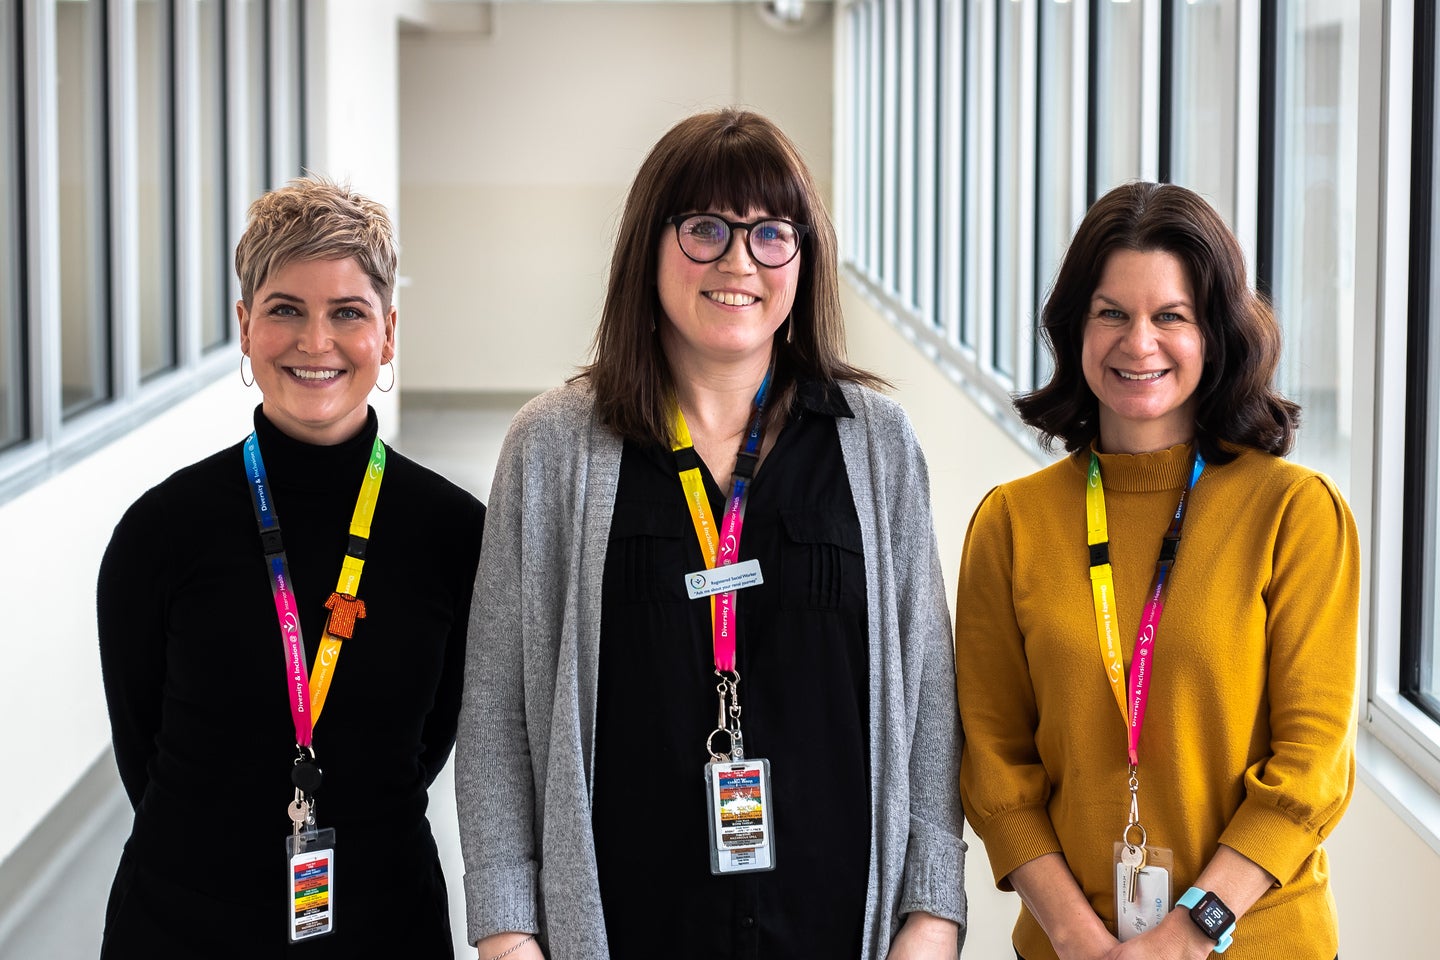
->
<box><xmin>705</xmin><ymin>758</ymin><xmax>776</xmax><ymax>874</ymax></box>
<box><xmin>286</xmin><ymin>828</ymin><xmax>336</xmax><ymax>941</ymax></box>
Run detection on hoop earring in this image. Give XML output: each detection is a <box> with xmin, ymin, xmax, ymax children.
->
<box><xmin>240</xmin><ymin>353</ymin><xmax>255</xmax><ymax>387</ymax></box>
<box><xmin>376</xmin><ymin>360</ymin><xmax>396</xmax><ymax>393</ymax></box>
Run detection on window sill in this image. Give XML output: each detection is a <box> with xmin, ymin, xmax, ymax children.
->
<box><xmin>1357</xmin><ymin>721</ymin><xmax>1440</xmax><ymax>857</ymax></box>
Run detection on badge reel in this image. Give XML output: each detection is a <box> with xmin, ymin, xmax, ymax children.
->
<box><xmin>286</xmin><ymin>751</ymin><xmax>336</xmax><ymax>942</ymax></box>
<box><xmin>702</xmin><ymin>674</ymin><xmax>775</xmax><ymax>875</ymax></box>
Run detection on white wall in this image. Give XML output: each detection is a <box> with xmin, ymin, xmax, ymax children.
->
<box><xmin>0</xmin><ymin>376</ymin><xmax>253</xmax><ymax>862</ymax></box>
<box><xmin>396</xmin><ymin>2</ymin><xmax>836</xmax><ymax>394</ymax></box>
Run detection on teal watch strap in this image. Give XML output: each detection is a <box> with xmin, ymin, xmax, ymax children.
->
<box><xmin>1178</xmin><ymin>886</ymin><xmax>1236</xmax><ymax>954</ymax></box>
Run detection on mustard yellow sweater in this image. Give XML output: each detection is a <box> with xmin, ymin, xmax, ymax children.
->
<box><xmin>956</xmin><ymin>443</ymin><xmax>1358</xmax><ymax>960</ymax></box>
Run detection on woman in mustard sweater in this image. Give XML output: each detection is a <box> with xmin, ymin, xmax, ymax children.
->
<box><xmin>956</xmin><ymin>182</ymin><xmax>1357</xmax><ymax>960</ymax></box>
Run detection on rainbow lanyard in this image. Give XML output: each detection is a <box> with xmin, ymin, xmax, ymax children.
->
<box><xmin>669</xmin><ymin>362</ymin><xmax>774</xmax><ymax>675</ymax></box>
<box><xmin>1085</xmin><ymin>448</ymin><xmax>1204</xmax><ymax>768</ymax></box>
<box><xmin>243</xmin><ymin>433</ymin><xmax>386</xmax><ymax>749</ymax></box>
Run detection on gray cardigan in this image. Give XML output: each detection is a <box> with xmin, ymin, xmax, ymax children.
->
<box><xmin>456</xmin><ymin>380</ymin><xmax>966</xmax><ymax>959</ymax></box>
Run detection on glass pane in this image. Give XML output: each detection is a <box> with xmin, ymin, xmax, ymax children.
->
<box><xmin>1419</xmin><ymin>13</ymin><xmax>1440</xmax><ymax>718</ymax></box>
<box><xmin>58</xmin><ymin>0</ymin><xmax>111</xmax><ymax>418</ymax></box>
<box><xmin>271</xmin><ymin>0</ymin><xmax>303</xmax><ymax>183</ymax></box>
<box><xmin>958</xmin><ymin>0</ymin><xmax>977</xmax><ymax>349</ymax></box>
<box><xmin>1094</xmin><ymin>0</ymin><xmax>1144</xmax><ymax>195</ymax></box>
<box><xmin>993</xmin><ymin>0</ymin><xmax>1027</xmax><ymax>378</ymax></box>
<box><xmin>0</xmin><ymin>0</ymin><xmax>24</xmax><ymax>449</ymax></box>
<box><xmin>242</xmin><ymin>0</ymin><xmax>268</xmax><ymax>204</ymax></box>
<box><xmin>908</xmin><ymin>0</ymin><xmax>920</xmax><ymax>306</ymax></box>
<box><xmin>1035</xmin><ymin>0</ymin><xmax>1077</xmax><ymax>387</ymax></box>
<box><xmin>1270</xmin><ymin>1</ymin><xmax>1359</xmax><ymax>491</ymax></box>
<box><xmin>137</xmin><ymin>0</ymin><xmax>175</xmax><ymax>380</ymax></box>
<box><xmin>932</xmin><ymin>0</ymin><xmax>944</xmax><ymax>328</ymax></box>
<box><xmin>197</xmin><ymin>0</ymin><xmax>228</xmax><ymax>349</ymax></box>
<box><xmin>1171</xmin><ymin>0</ymin><xmax>1239</xmax><ymax>223</ymax></box>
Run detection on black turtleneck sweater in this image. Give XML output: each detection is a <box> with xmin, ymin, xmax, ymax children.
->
<box><xmin>97</xmin><ymin>407</ymin><xmax>483</xmax><ymax>959</ymax></box>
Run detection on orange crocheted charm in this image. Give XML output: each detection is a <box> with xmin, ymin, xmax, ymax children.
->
<box><xmin>323</xmin><ymin>592</ymin><xmax>367</xmax><ymax>639</ymax></box>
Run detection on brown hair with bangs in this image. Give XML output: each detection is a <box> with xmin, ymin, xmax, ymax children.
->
<box><xmin>1014</xmin><ymin>181</ymin><xmax>1299</xmax><ymax>464</ymax></box>
<box><xmin>580</xmin><ymin>108</ymin><xmax>885</xmax><ymax>445</ymax></box>
<box><xmin>235</xmin><ymin>176</ymin><xmax>397</xmax><ymax>309</ymax></box>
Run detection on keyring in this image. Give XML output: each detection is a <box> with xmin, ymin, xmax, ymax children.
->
<box><xmin>705</xmin><ymin>727</ymin><xmax>734</xmax><ymax>762</ymax></box>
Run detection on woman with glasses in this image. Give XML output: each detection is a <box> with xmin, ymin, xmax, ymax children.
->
<box><xmin>98</xmin><ymin>178</ymin><xmax>484</xmax><ymax>957</ymax></box>
<box><xmin>455</xmin><ymin>109</ymin><xmax>965</xmax><ymax>960</ymax></box>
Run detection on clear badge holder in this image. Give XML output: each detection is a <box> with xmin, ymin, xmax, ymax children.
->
<box><xmin>286</xmin><ymin>826</ymin><xmax>336</xmax><ymax>942</ymax></box>
<box><xmin>704</xmin><ymin>757</ymin><xmax>776</xmax><ymax>874</ymax></box>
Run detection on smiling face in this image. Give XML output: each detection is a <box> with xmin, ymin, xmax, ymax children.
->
<box><xmin>1081</xmin><ymin>248</ymin><xmax>1205</xmax><ymax>453</ymax></box>
<box><xmin>656</xmin><ymin>207</ymin><xmax>800</xmax><ymax>371</ymax></box>
<box><xmin>238</xmin><ymin>257</ymin><xmax>396</xmax><ymax>445</ymax></box>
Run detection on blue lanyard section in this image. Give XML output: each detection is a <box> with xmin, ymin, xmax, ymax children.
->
<box><xmin>244</xmin><ymin>433</ymin><xmax>282</xmax><ymax>544</ymax></box>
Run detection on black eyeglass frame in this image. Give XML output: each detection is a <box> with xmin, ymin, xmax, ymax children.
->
<box><xmin>663</xmin><ymin>213</ymin><xmax>812</xmax><ymax>268</ymax></box>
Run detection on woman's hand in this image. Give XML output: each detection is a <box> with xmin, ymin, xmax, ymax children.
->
<box><xmin>1007</xmin><ymin>853</ymin><xmax>1119</xmax><ymax>960</ymax></box>
<box><xmin>886</xmin><ymin>911</ymin><xmax>959</xmax><ymax>959</ymax></box>
<box><xmin>475</xmin><ymin>931</ymin><xmax>544</xmax><ymax>960</ymax></box>
<box><xmin>1100</xmin><ymin>909</ymin><xmax>1213</xmax><ymax>960</ymax></box>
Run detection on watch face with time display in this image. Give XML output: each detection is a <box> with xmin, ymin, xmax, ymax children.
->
<box><xmin>1192</xmin><ymin>892</ymin><xmax>1236</xmax><ymax>938</ymax></box>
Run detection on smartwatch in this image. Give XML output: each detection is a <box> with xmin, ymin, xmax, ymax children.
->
<box><xmin>1177</xmin><ymin>886</ymin><xmax>1236</xmax><ymax>954</ymax></box>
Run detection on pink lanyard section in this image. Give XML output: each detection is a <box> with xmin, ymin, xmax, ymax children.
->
<box><xmin>1085</xmin><ymin>449</ymin><xmax>1204</xmax><ymax>766</ymax></box>
<box><xmin>670</xmin><ymin>363</ymin><xmax>774</xmax><ymax>672</ymax></box>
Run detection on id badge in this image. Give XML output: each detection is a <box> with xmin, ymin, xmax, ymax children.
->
<box><xmin>704</xmin><ymin>758</ymin><xmax>776</xmax><ymax>874</ymax></box>
<box><xmin>685</xmin><ymin>558</ymin><xmax>764</xmax><ymax>600</ymax></box>
<box><xmin>1113</xmin><ymin>842</ymin><xmax>1172</xmax><ymax>942</ymax></box>
<box><xmin>287</xmin><ymin>827</ymin><xmax>336</xmax><ymax>941</ymax></box>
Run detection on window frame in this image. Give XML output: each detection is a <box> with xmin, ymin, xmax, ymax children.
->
<box><xmin>0</xmin><ymin>0</ymin><xmax>306</xmax><ymax>503</ymax></box>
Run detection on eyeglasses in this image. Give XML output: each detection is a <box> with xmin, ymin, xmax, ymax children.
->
<box><xmin>664</xmin><ymin>213</ymin><xmax>810</xmax><ymax>268</ymax></box>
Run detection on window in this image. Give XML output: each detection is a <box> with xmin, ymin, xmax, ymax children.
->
<box><xmin>1034</xmin><ymin>0</ymin><xmax>1083</xmax><ymax>388</ymax></box>
<box><xmin>57</xmin><ymin>0</ymin><xmax>111</xmax><ymax>419</ymax></box>
<box><xmin>270</xmin><ymin>0</ymin><xmax>304</xmax><ymax>187</ymax></box>
<box><xmin>0</xmin><ymin>0</ymin><xmax>24</xmax><ymax>452</ymax></box>
<box><xmin>1403</xmin><ymin>0</ymin><xmax>1440</xmax><ymax>727</ymax></box>
<box><xmin>1268</xmin><ymin>1</ymin><xmax>1359</xmax><ymax>490</ymax></box>
<box><xmin>196</xmin><ymin>0</ymin><xmax>228</xmax><ymax>350</ymax></box>
<box><xmin>1091</xmin><ymin>0</ymin><xmax>1151</xmax><ymax>198</ymax></box>
<box><xmin>240</xmin><ymin>0</ymin><xmax>269</xmax><ymax>206</ymax></box>
<box><xmin>993</xmin><ymin>0</ymin><xmax>1032</xmax><ymax>384</ymax></box>
<box><xmin>0</xmin><ymin>1</ymin><xmax>306</xmax><ymax>498</ymax></box>
<box><xmin>136</xmin><ymin>0</ymin><xmax>176</xmax><ymax>381</ymax></box>
<box><xmin>1168</xmin><ymin>0</ymin><xmax>1241</xmax><ymax>226</ymax></box>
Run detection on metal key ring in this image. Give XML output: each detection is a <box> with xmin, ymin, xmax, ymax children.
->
<box><xmin>1123</xmin><ymin>822</ymin><xmax>1147</xmax><ymax>849</ymax></box>
<box><xmin>705</xmin><ymin>727</ymin><xmax>733</xmax><ymax>762</ymax></box>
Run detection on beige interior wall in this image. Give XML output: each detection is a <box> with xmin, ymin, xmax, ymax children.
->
<box><xmin>396</xmin><ymin>2</ymin><xmax>835</xmax><ymax>394</ymax></box>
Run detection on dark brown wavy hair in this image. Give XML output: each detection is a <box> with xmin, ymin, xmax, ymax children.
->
<box><xmin>1014</xmin><ymin>181</ymin><xmax>1299</xmax><ymax>464</ymax></box>
<box><xmin>579</xmin><ymin>108</ymin><xmax>885</xmax><ymax>445</ymax></box>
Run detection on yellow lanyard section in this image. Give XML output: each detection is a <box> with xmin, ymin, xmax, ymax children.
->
<box><xmin>1086</xmin><ymin>453</ymin><xmax>1130</xmax><ymax>728</ymax></box>
<box><xmin>671</xmin><ymin>407</ymin><xmax>719</xmax><ymax>630</ymax></box>
<box><xmin>309</xmin><ymin>439</ymin><xmax>386</xmax><ymax>723</ymax></box>
<box><xmin>671</xmin><ymin>410</ymin><xmax>720</xmax><ymax>567</ymax></box>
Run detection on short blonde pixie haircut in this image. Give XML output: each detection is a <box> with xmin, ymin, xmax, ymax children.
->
<box><xmin>234</xmin><ymin>177</ymin><xmax>397</xmax><ymax>308</ymax></box>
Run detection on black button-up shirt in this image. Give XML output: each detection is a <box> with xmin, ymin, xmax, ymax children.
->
<box><xmin>593</xmin><ymin>381</ymin><xmax>872</xmax><ymax>960</ymax></box>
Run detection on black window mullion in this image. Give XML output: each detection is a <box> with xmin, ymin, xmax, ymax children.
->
<box><xmin>1255</xmin><ymin>0</ymin><xmax>1279</xmax><ymax>300</ymax></box>
<box><xmin>1158</xmin><ymin>0</ymin><xmax>1175</xmax><ymax>183</ymax></box>
<box><xmin>1401</xmin><ymin>0</ymin><xmax>1440</xmax><ymax>724</ymax></box>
